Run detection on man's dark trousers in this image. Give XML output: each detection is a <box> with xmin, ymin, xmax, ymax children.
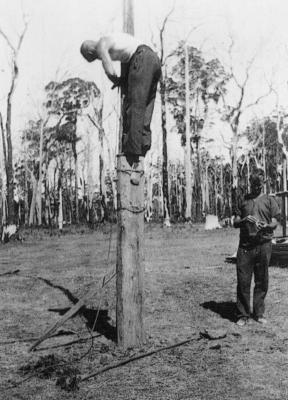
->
<box><xmin>122</xmin><ymin>45</ymin><xmax>161</xmax><ymax>157</ymax></box>
<box><xmin>236</xmin><ymin>241</ymin><xmax>272</xmax><ymax>319</ymax></box>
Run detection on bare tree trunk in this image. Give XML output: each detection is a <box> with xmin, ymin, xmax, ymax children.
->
<box><xmin>37</xmin><ymin>119</ymin><xmax>44</xmax><ymax>225</ymax></box>
<box><xmin>2</xmin><ymin>192</ymin><xmax>7</xmax><ymax>225</ymax></box>
<box><xmin>73</xmin><ymin>143</ymin><xmax>79</xmax><ymax>224</ymax></box>
<box><xmin>24</xmin><ymin>159</ymin><xmax>29</xmax><ymax>226</ymax></box>
<box><xmin>220</xmin><ymin>163</ymin><xmax>224</xmax><ymax>200</ymax></box>
<box><xmin>159</xmin><ymin>72</ymin><xmax>170</xmax><ymax>223</ymax></box>
<box><xmin>214</xmin><ymin>171</ymin><xmax>217</xmax><ymax>216</ymax></box>
<box><xmin>184</xmin><ymin>44</ymin><xmax>192</xmax><ymax>220</ymax></box>
<box><xmin>0</xmin><ymin>22</ymin><xmax>28</xmax><ymax>224</ymax></box>
<box><xmin>44</xmin><ymin>184</ymin><xmax>50</xmax><ymax>226</ymax></box>
<box><xmin>0</xmin><ymin>113</ymin><xmax>6</xmax><ymax>225</ymax></box>
<box><xmin>205</xmin><ymin>164</ymin><xmax>210</xmax><ymax>212</ymax></box>
<box><xmin>231</xmin><ymin>129</ymin><xmax>238</xmax><ymax>189</ymax></box>
<box><xmin>58</xmin><ymin>186</ymin><xmax>63</xmax><ymax>231</ymax></box>
<box><xmin>262</xmin><ymin>121</ymin><xmax>267</xmax><ymax>193</ymax></box>
<box><xmin>247</xmin><ymin>155</ymin><xmax>250</xmax><ymax>192</ymax></box>
<box><xmin>6</xmin><ymin>86</ymin><xmax>15</xmax><ymax>224</ymax></box>
<box><xmin>0</xmin><ymin>113</ymin><xmax>7</xmax><ymax>176</ymax></box>
<box><xmin>29</xmin><ymin>175</ymin><xmax>37</xmax><ymax>226</ymax></box>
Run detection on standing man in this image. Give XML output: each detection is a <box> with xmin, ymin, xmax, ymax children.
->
<box><xmin>233</xmin><ymin>171</ymin><xmax>280</xmax><ymax>326</ymax></box>
<box><xmin>80</xmin><ymin>33</ymin><xmax>161</xmax><ymax>184</ymax></box>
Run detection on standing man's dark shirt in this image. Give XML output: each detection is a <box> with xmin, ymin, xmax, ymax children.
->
<box><xmin>237</xmin><ymin>194</ymin><xmax>280</xmax><ymax>249</ymax></box>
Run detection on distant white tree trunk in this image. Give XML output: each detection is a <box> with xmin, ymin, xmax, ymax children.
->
<box><xmin>87</xmin><ymin>128</ymin><xmax>100</xmax><ymax>212</ymax></box>
<box><xmin>205</xmin><ymin>164</ymin><xmax>210</xmax><ymax>211</ymax></box>
<box><xmin>184</xmin><ymin>44</ymin><xmax>192</xmax><ymax>220</ymax></box>
<box><xmin>0</xmin><ymin>116</ymin><xmax>6</xmax><ymax>225</ymax></box>
<box><xmin>37</xmin><ymin>119</ymin><xmax>44</xmax><ymax>225</ymax></box>
<box><xmin>29</xmin><ymin>175</ymin><xmax>37</xmax><ymax>226</ymax></box>
<box><xmin>247</xmin><ymin>154</ymin><xmax>250</xmax><ymax>192</ymax></box>
<box><xmin>58</xmin><ymin>187</ymin><xmax>63</xmax><ymax>231</ymax></box>
<box><xmin>0</xmin><ymin>20</ymin><xmax>28</xmax><ymax>224</ymax></box>
<box><xmin>74</xmin><ymin>146</ymin><xmax>79</xmax><ymax>224</ymax></box>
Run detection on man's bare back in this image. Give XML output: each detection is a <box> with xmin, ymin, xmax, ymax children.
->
<box><xmin>80</xmin><ymin>33</ymin><xmax>142</xmax><ymax>85</ymax></box>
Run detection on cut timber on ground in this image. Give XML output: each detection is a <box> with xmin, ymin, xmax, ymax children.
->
<box><xmin>81</xmin><ymin>335</ymin><xmax>200</xmax><ymax>382</ymax></box>
<box><xmin>29</xmin><ymin>297</ymin><xmax>86</xmax><ymax>352</ymax></box>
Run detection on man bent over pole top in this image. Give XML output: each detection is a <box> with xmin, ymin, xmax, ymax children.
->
<box><xmin>80</xmin><ymin>33</ymin><xmax>162</xmax><ymax>185</ymax></box>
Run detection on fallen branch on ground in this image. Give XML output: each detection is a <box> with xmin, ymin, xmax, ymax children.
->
<box><xmin>29</xmin><ymin>297</ymin><xmax>86</xmax><ymax>352</ymax></box>
<box><xmin>81</xmin><ymin>335</ymin><xmax>200</xmax><ymax>382</ymax></box>
<box><xmin>35</xmin><ymin>333</ymin><xmax>101</xmax><ymax>352</ymax></box>
<box><xmin>0</xmin><ymin>329</ymin><xmax>78</xmax><ymax>346</ymax></box>
<box><xmin>0</xmin><ymin>269</ymin><xmax>20</xmax><ymax>276</ymax></box>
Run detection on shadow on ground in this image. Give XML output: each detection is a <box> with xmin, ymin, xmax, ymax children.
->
<box><xmin>49</xmin><ymin>307</ymin><xmax>117</xmax><ymax>342</ymax></box>
<box><xmin>201</xmin><ymin>301</ymin><xmax>237</xmax><ymax>322</ymax></box>
<box><xmin>36</xmin><ymin>276</ymin><xmax>117</xmax><ymax>342</ymax></box>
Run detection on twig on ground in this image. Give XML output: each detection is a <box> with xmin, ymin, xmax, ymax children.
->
<box><xmin>34</xmin><ymin>333</ymin><xmax>101</xmax><ymax>352</ymax></box>
<box><xmin>29</xmin><ymin>297</ymin><xmax>86</xmax><ymax>352</ymax></box>
<box><xmin>81</xmin><ymin>335</ymin><xmax>200</xmax><ymax>382</ymax></box>
<box><xmin>0</xmin><ymin>269</ymin><xmax>20</xmax><ymax>277</ymax></box>
<box><xmin>0</xmin><ymin>330</ymin><xmax>78</xmax><ymax>346</ymax></box>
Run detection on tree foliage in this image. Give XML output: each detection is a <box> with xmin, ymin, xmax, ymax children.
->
<box><xmin>166</xmin><ymin>41</ymin><xmax>229</xmax><ymax>146</ymax></box>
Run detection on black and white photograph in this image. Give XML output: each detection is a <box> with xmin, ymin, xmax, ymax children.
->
<box><xmin>1</xmin><ymin>0</ymin><xmax>288</xmax><ymax>398</ymax></box>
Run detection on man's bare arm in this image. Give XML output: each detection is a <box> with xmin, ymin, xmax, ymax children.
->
<box><xmin>97</xmin><ymin>37</ymin><xmax>120</xmax><ymax>85</ymax></box>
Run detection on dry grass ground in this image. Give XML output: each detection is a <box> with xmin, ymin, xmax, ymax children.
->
<box><xmin>1</xmin><ymin>223</ymin><xmax>288</xmax><ymax>399</ymax></box>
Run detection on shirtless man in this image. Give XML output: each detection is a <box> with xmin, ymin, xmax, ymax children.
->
<box><xmin>80</xmin><ymin>33</ymin><xmax>161</xmax><ymax>184</ymax></box>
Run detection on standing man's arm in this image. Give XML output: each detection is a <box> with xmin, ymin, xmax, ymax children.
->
<box><xmin>234</xmin><ymin>215</ymin><xmax>258</xmax><ymax>228</ymax></box>
<box><xmin>259</xmin><ymin>197</ymin><xmax>280</xmax><ymax>232</ymax></box>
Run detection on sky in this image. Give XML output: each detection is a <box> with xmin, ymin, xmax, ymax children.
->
<box><xmin>1</xmin><ymin>0</ymin><xmax>288</xmax><ymax>162</ymax></box>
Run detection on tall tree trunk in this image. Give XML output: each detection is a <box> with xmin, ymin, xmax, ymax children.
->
<box><xmin>0</xmin><ymin>21</ymin><xmax>27</xmax><ymax>224</ymax></box>
<box><xmin>220</xmin><ymin>163</ymin><xmax>224</xmax><ymax>201</ymax></box>
<box><xmin>159</xmin><ymin>71</ymin><xmax>170</xmax><ymax>223</ymax></box>
<box><xmin>74</xmin><ymin>153</ymin><xmax>79</xmax><ymax>224</ymax></box>
<box><xmin>58</xmin><ymin>186</ymin><xmax>63</xmax><ymax>231</ymax></box>
<box><xmin>44</xmin><ymin>182</ymin><xmax>50</xmax><ymax>226</ymax></box>
<box><xmin>214</xmin><ymin>171</ymin><xmax>217</xmax><ymax>216</ymax></box>
<box><xmin>36</xmin><ymin>119</ymin><xmax>44</xmax><ymax>225</ymax></box>
<box><xmin>262</xmin><ymin>121</ymin><xmax>267</xmax><ymax>193</ymax></box>
<box><xmin>184</xmin><ymin>45</ymin><xmax>192</xmax><ymax>221</ymax></box>
<box><xmin>231</xmin><ymin>125</ymin><xmax>239</xmax><ymax>190</ymax></box>
<box><xmin>72</xmin><ymin>142</ymin><xmax>79</xmax><ymax>224</ymax></box>
<box><xmin>24</xmin><ymin>160</ymin><xmax>29</xmax><ymax>226</ymax></box>
<box><xmin>0</xmin><ymin>113</ymin><xmax>7</xmax><ymax>179</ymax></box>
<box><xmin>247</xmin><ymin>155</ymin><xmax>250</xmax><ymax>193</ymax></box>
<box><xmin>29</xmin><ymin>175</ymin><xmax>37</xmax><ymax>226</ymax></box>
<box><xmin>231</xmin><ymin>128</ymin><xmax>239</xmax><ymax>215</ymax></box>
<box><xmin>44</xmin><ymin>154</ymin><xmax>50</xmax><ymax>226</ymax></box>
<box><xmin>0</xmin><ymin>114</ymin><xmax>6</xmax><ymax>225</ymax></box>
<box><xmin>6</xmin><ymin>87</ymin><xmax>15</xmax><ymax>224</ymax></box>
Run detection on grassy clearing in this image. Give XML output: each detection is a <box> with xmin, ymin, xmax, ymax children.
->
<box><xmin>0</xmin><ymin>223</ymin><xmax>288</xmax><ymax>399</ymax></box>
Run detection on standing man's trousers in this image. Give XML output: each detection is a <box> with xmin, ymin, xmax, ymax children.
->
<box><xmin>236</xmin><ymin>241</ymin><xmax>272</xmax><ymax>319</ymax></box>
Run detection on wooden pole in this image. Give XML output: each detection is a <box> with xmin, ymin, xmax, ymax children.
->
<box><xmin>119</xmin><ymin>0</ymin><xmax>135</xmax><ymax>153</ymax></box>
<box><xmin>116</xmin><ymin>0</ymin><xmax>144</xmax><ymax>348</ymax></box>
<box><xmin>116</xmin><ymin>155</ymin><xmax>145</xmax><ymax>347</ymax></box>
<box><xmin>123</xmin><ymin>0</ymin><xmax>134</xmax><ymax>34</ymax></box>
